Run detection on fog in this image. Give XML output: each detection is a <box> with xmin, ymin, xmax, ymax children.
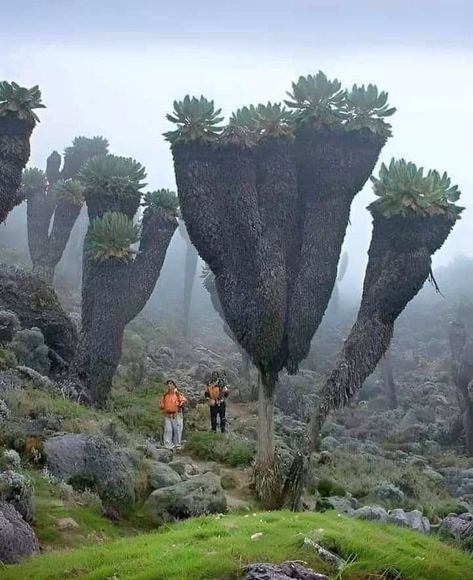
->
<box><xmin>1</xmin><ymin>0</ymin><xmax>472</xmax><ymax>293</ymax></box>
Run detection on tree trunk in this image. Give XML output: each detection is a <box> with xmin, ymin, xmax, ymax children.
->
<box><xmin>183</xmin><ymin>241</ymin><xmax>198</xmax><ymax>336</ymax></box>
<box><xmin>381</xmin><ymin>349</ymin><xmax>398</xmax><ymax>409</ymax></box>
<box><xmin>256</xmin><ymin>371</ymin><xmax>276</xmax><ymax>469</ymax></box>
<box><xmin>464</xmin><ymin>397</ymin><xmax>473</xmax><ymax>455</ymax></box>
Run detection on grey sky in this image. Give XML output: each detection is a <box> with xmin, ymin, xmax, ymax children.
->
<box><xmin>1</xmin><ymin>0</ymin><xmax>472</xmax><ymax>286</ymax></box>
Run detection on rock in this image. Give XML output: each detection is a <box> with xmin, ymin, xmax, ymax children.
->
<box><xmin>0</xmin><ymin>501</ymin><xmax>39</xmax><ymax>564</ymax></box>
<box><xmin>148</xmin><ymin>461</ymin><xmax>181</xmax><ymax>489</ymax></box>
<box><xmin>12</xmin><ymin>329</ymin><xmax>51</xmax><ymax>374</ymax></box>
<box><xmin>16</xmin><ymin>365</ymin><xmax>55</xmax><ymax>391</ymax></box>
<box><xmin>303</xmin><ymin>537</ymin><xmax>346</xmax><ymax>569</ymax></box>
<box><xmin>189</xmin><ymin>361</ymin><xmax>212</xmax><ymax>381</ymax></box>
<box><xmin>169</xmin><ymin>458</ymin><xmax>200</xmax><ymax>478</ymax></box>
<box><xmin>44</xmin><ymin>434</ymin><xmax>135</xmax><ymax>513</ymax></box>
<box><xmin>387</xmin><ymin>509</ymin><xmax>430</xmax><ymax>534</ymax></box>
<box><xmin>317</xmin><ymin>451</ymin><xmax>332</xmax><ymax>465</ymax></box>
<box><xmin>246</xmin><ymin>561</ymin><xmax>328</xmax><ymax>580</ymax></box>
<box><xmin>55</xmin><ymin>517</ymin><xmax>79</xmax><ymax>530</ymax></box>
<box><xmin>353</xmin><ymin>506</ymin><xmax>388</xmax><ymax>522</ymax></box>
<box><xmin>0</xmin><ymin>265</ymin><xmax>78</xmax><ymax>366</ymax></box>
<box><xmin>0</xmin><ymin>470</ymin><xmax>35</xmax><ymax>522</ymax></box>
<box><xmin>145</xmin><ymin>472</ymin><xmax>227</xmax><ymax>524</ymax></box>
<box><xmin>251</xmin><ymin>532</ymin><xmax>264</xmax><ymax>541</ymax></box>
<box><xmin>440</xmin><ymin>513</ymin><xmax>473</xmax><ymax>540</ymax></box>
<box><xmin>327</xmin><ymin>495</ymin><xmax>359</xmax><ymax>515</ymax></box>
<box><xmin>142</xmin><ymin>443</ymin><xmax>173</xmax><ymax>463</ymax></box>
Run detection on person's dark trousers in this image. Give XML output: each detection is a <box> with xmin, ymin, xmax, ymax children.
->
<box><xmin>210</xmin><ymin>402</ymin><xmax>226</xmax><ymax>433</ymax></box>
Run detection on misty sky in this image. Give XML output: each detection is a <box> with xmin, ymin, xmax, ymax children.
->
<box><xmin>2</xmin><ymin>0</ymin><xmax>472</xmax><ymax>287</ymax></box>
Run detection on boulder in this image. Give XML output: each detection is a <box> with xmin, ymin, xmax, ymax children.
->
<box><xmin>353</xmin><ymin>506</ymin><xmax>388</xmax><ymax>522</ymax></box>
<box><xmin>145</xmin><ymin>472</ymin><xmax>227</xmax><ymax>524</ymax></box>
<box><xmin>387</xmin><ymin>509</ymin><xmax>430</xmax><ymax>534</ymax></box>
<box><xmin>44</xmin><ymin>434</ymin><xmax>135</xmax><ymax>513</ymax></box>
<box><xmin>327</xmin><ymin>495</ymin><xmax>359</xmax><ymax>515</ymax></box>
<box><xmin>148</xmin><ymin>461</ymin><xmax>181</xmax><ymax>489</ymax></box>
<box><xmin>246</xmin><ymin>562</ymin><xmax>328</xmax><ymax>580</ymax></box>
<box><xmin>142</xmin><ymin>443</ymin><xmax>173</xmax><ymax>463</ymax></box>
<box><xmin>0</xmin><ymin>501</ymin><xmax>39</xmax><ymax>563</ymax></box>
<box><xmin>0</xmin><ymin>470</ymin><xmax>35</xmax><ymax>522</ymax></box>
<box><xmin>169</xmin><ymin>458</ymin><xmax>200</xmax><ymax>478</ymax></box>
<box><xmin>440</xmin><ymin>513</ymin><xmax>473</xmax><ymax>540</ymax></box>
<box><xmin>0</xmin><ymin>264</ymin><xmax>78</xmax><ymax>365</ymax></box>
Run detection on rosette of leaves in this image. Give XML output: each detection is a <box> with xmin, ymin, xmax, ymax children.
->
<box><xmin>254</xmin><ymin>102</ymin><xmax>294</xmax><ymax>140</ymax></box>
<box><xmin>86</xmin><ymin>211</ymin><xmax>140</xmax><ymax>263</ymax></box>
<box><xmin>369</xmin><ymin>158</ymin><xmax>464</xmax><ymax>219</ymax></box>
<box><xmin>344</xmin><ymin>84</ymin><xmax>396</xmax><ymax>137</ymax></box>
<box><xmin>20</xmin><ymin>167</ymin><xmax>47</xmax><ymax>198</ymax></box>
<box><xmin>80</xmin><ymin>154</ymin><xmax>146</xmax><ymax>198</ymax></box>
<box><xmin>142</xmin><ymin>189</ymin><xmax>179</xmax><ymax>215</ymax></box>
<box><xmin>50</xmin><ymin>178</ymin><xmax>85</xmax><ymax>207</ymax></box>
<box><xmin>284</xmin><ymin>71</ymin><xmax>347</xmax><ymax>127</ymax></box>
<box><xmin>0</xmin><ymin>81</ymin><xmax>45</xmax><ymax>123</ymax></box>
<box><xmin>164</xmin><ymin>95</ymin><xmax>224</xmax><ymax>144</ymax></box>
<box><xmin>64</xmin><ymin>136</ymin><xmax>109</xmax><ymax>159</ymax></box>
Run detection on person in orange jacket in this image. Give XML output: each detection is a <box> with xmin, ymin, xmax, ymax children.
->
<box><xmin>204</xmin><ymin>372</ymin><xmax>229</xmax><ymax>433</ymax></box>
<box><xmin>159</xmin><ymin>380</ymin><xmax>187</xmax><ymax>449</ymax></box>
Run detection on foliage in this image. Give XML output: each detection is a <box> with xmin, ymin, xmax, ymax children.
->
<box><xmin>229</xmin><ymin>104</ymin><xmax>259</xmax><ymax>130</ymax></box>
<box><xmin>344</xmin><ymin>84</ymin><xmax>396</xmax><ymax>137</ymax></box>
<box><xmin>0</xmin><ymin>81</ymin><xmax>45</xmax><ymax>123</ymax></box>
<box><xmin>142</xmin><ymin>189</ymin><xmax>179</xmax><ymax>215</ymax></box>
<box><xmin>164</xmin><ymin>95</ymin><xmax>224</xmax><ymax>144</ymax></box>
<box><xmin>80</xmin><ymin>154</ymin><xmax>147</xmax><ymax>198</ymax></box>
<box><xmin>108</xmin><ymin>382</ymin><xmax>165</xmax><ymax>436</ymax></box>
<box><xmin>86</xmin><ymin>212</ymin><xmax>140</xmax><ymax>263</ymax></box>
<box><xmin>186</xmin><ymin>431</ymin><xmax>255</xmax><ymax>466</ymax></box>
<box><xmin>3</xmin><ymin>510</ymin><xmax>472</xmax><ymax>580</ymax></box>
<box><xmin>254</xmin><ymin>102</ymin><xmax>294</xmax><ymax>139</ymax></box>
<box><xmin>64</xmin><ymin>136</ymin><xmax>109</xmax><ymax>159</ymax></box>
<box><xmin>20</xmin><ymin>167</ymin><xmax>47</xmax><ymax>197</ymax></box>
<box><xmin>284</xmin><ymin>71</ymin><xmax>347</xmax><ymax>127</ymax></box>
<box><xmin>0</xmin><ymin>347</ymin><xmax>17</xmax><ymax>371</ymax></box>
<box><xmin>369</xmin><ymin>158</ymin><xmax>464</xmax><ymax>219</ymax></box>
<box><xmin>50</xmin><ymin>178</ymin><xmax>85</xmax><ymax>206</ymax></box>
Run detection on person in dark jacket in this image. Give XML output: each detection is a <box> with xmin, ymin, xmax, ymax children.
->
<box><xmin>204</xmin><ymin>371</ymin><xmax>229</xmax><ymax>433</ymax></box>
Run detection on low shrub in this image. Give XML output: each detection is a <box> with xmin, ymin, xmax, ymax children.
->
<box><xmin>186</xmin><ymin>432</ymin><xmax>255</xmax><ymax>467</ymax></box>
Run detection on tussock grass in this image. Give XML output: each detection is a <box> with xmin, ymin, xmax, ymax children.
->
<box><xmin>2</xmin><ymin>511</ymin><xmax>471</xmax><ymax>579</ymax></box>
<box><xmin>186</xmin><ymin>431</ymin><xmax>255</xmax><ymax>467</ymax></box>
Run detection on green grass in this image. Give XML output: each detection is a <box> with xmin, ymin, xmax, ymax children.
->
<box><xmin>186</xmin><ymin>431</ymin><xmax>255</xmax><ymax>467</ymax></box>
<box><xmin>2</xmin><ymin>511</ymin><xmax>472</xmax><ymax>580</ymax></box>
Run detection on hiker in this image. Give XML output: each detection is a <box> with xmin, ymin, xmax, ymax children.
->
<box><xmin>159</xmin><ymin>380</ymin><xmax>187</xmax><ymax>449</ymax></box>
<box><xmin>205</xmin><ymin>371</ymin><xmax>229</xmax><ymax>433</ymax></box>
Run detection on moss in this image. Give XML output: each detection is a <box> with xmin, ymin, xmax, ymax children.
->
<box><xmin>0</xmin><ymin>347</ymin><xmax>16</xmax><ymax>370</ymax></box>
<box><xmin>3</xmin><ymin>510</ymin><xmax>472</xmax><ymax>580</ymax></box>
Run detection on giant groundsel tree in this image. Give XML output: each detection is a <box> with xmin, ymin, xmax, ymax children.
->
<box><xmin>166</xmin><ymin>73</ymin><xmax>395</xmax><ymax>488</ymax></box>
<box><xmin>23</xmin><ymin>136</ymin><xmax>109</xmax><ymax>284</ymax></box>
<box><xmin>0</xmin><ymin>81</ymin><xmax>44</xmax><ymax>223</ymax></box>
<box><xmin>310</xmin><ymin>159</ymin><xmax>463</xmax><ymax>442</ymax></box>
<box><xmin>78</xmin><ymin>155</ymin><xmax>178</xmax><ymax>406</ymax></box>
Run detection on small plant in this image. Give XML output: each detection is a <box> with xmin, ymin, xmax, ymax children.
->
<box><xmin>142</xmin><ymin>189</ymin><xmax>179</xmax><ymax>214</ymax></box>
<box><xmin>80</xmin><ymin>154</ymin><xmax>147</xmax><ymax>197</ymax></box>
<box><xmin>20</xmin><ymin>167</ymin><xmax>47</xmax><ymax>197</ymax></box>
<box><xmin>254</xmin><ymin>102</ymin><xmax>294</xmax><ymax>140</ymax></box>
<box><xmin>186</xmin><ymin>431</ymin><xmax>255</xmax><ymax>467</ymax></box>
<box><xmin>0</xmin><ymin>81</ymin><xmax>45</xmax><ymax>122</ymax></box>
<box><xmin>369</xmin><ymin>158</ymin><xmax>463</xmax><ymax>219</ymax></box>
<box><xmin>164</xmin><ymin>95</ymin><xmax>224</xmax><ymax>143</ymax></box>
<box><xmin>344</xmin><ymin>83</ymin><xmax>396</xmax><ymax>137</ymax></box>
<box><xmin>50</xmin><ymin>178</ymin><xmax>85</xmax><ymax>206</ymax></box>
<box><xmin>86</xmin><ymin>212</ymin><xmax>140</xmax><ymax>263</ymax></box>
<box><xmin>64</xmin><ymin>136</ymin><xmax>109</xmax><ymax>159</ymax></box>
<box><xmin>284</xmin><ymin>71</ymin><xmax>347</xmax><ymax>127</ymax></box>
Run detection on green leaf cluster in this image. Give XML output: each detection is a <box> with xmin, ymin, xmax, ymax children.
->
<box><xmin>50</xmin><ymin>179</ymin><xmax>85</xmax><ymax>207</ymax></box>
<box><xmin>142</xmin><ymin>189</ymin><xmax>179</xmax><ymax>215</ymax></box>
<box><xmin>87</xmin><ymin>212</ymin><xmax>140</xmax><ymax>263</ymax></box>
<box><xmin>164</xmin><ymin>96</ymin><xmax>224</xmax><ymax>144</ymax></box>
<box><xmin>64</xmin><ymin>136</ymin><xmax>109</xmax><ymax>159</ymax></box>
<box><xmin>344</xmin><ymin>84</ymin><xmax>396</xmax><ymax>137</ymax></box>
<box><xmin>20</xmin><ymin>168</ymin><xmax>47</xmax><ymax>197</ymax></box>
<box><xmin>285</xmin><ymin>71</ymin><xmax>347</xmax><ymax>127</ymax></box>
<box><xmin>230</xmin><ymin>102</ymin><xmax>294</xmax><ymax>141</ymax></box>
<box><xmin>369</xmin><ymin>158</ymin><xmax>464</xmax><ymax>219</ymax></box>
<box><xmin>0</xmin><ymin>81</ymin><xmax>45</xmax><ymax>123</ymax></box>
<box><xmin>80</xmin><ymin>154</ymin><xmax>147</xmax><ymax>198</ymax></box>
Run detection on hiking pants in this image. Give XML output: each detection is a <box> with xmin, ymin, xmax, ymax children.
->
<box><xmin>210</xmin><ymin>402</ymin><xmax>226</xmax><ymax>433</ymax></box>
<box><xmin>164</xmin><ymin>413</ymin><xmax>184</xmax><ymax>447</ymax></box>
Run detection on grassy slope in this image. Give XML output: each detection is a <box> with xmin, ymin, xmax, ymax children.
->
<box><xmin>2</xmin><ymin>511</ymin><xmax>472</xmax><ymax>580</ymax></box>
